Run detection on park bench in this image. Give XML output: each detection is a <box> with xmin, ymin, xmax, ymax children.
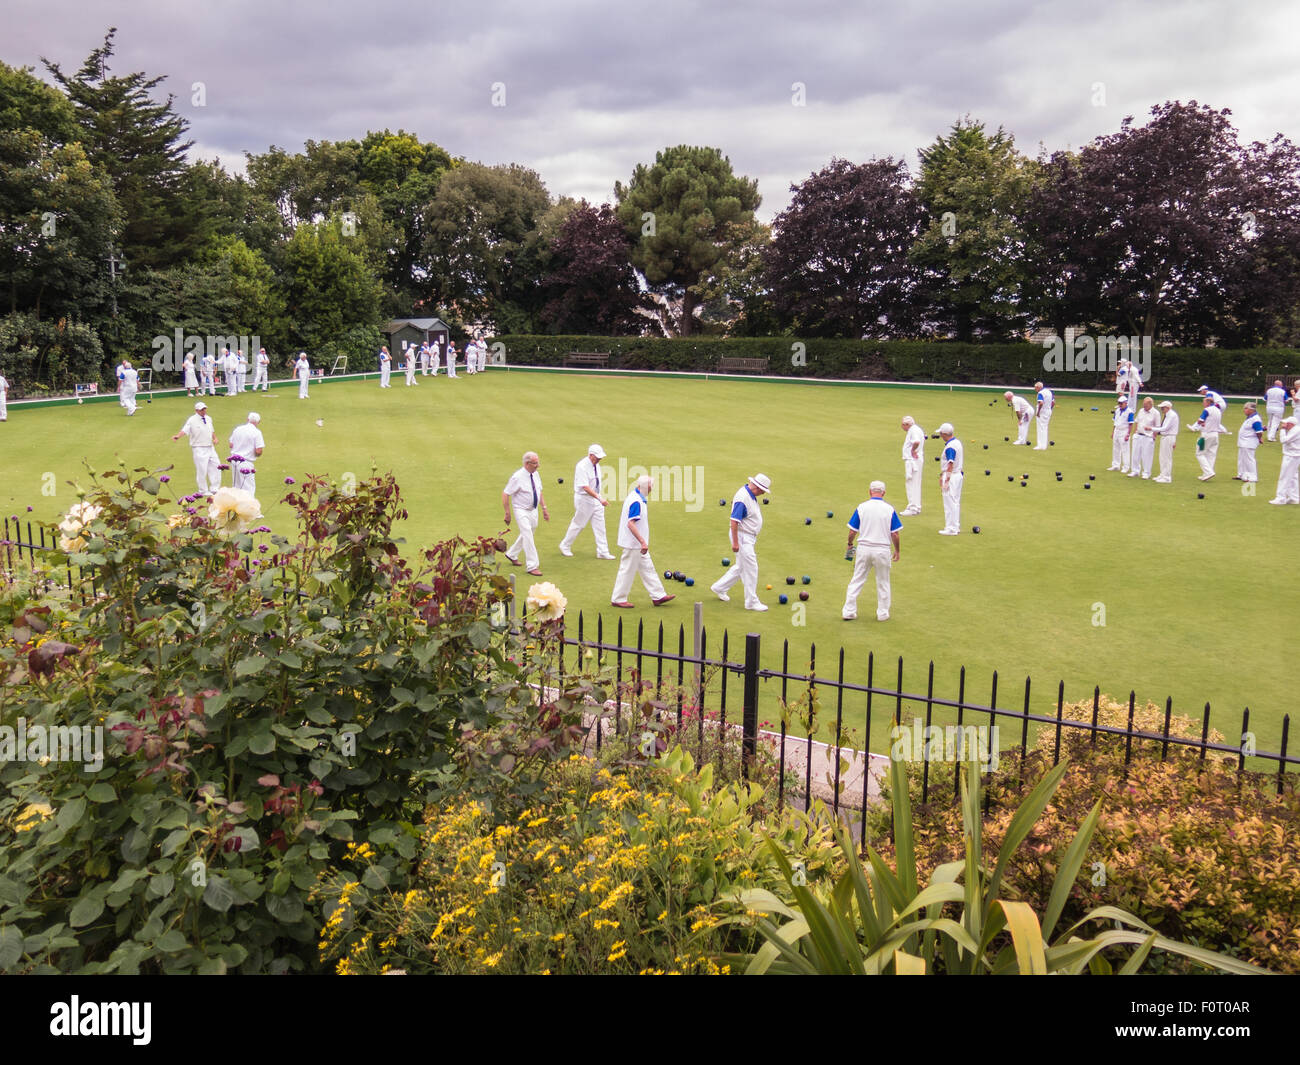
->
<box><xmin>717</xmin><ymin>356</ymin><xmax>770</xmax><ymax>374</ymax></box>
<box><xmin>564</xmin><ymin>352</ymin><xmax>611</xmax><ymax>369</ymax></box>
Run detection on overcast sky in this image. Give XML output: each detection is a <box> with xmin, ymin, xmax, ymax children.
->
<box><xmin>5</xmin><ymin>0</ymin><xmax>1299</xmax><ymax>221</ymax></box>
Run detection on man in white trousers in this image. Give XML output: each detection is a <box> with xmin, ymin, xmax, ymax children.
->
<box><xmin>1269</xmin><ymin>417</ymin><xmax>1300</xmax><ymax>504</ymax></box>
<box><xmin>841</xmin><ymin>481</ymin><xmax>902</xmax><ymax>621</ymax></box>
<box><xmin>1196</xmin><ymin>384</ymin><xmax>1227</xmax><ymax>411</ymax></box>
<box><xmin>558</xmin><ymin>444</ymin><xmax>615</xmax><ymax>558</ymax></box>
<box><xmin>201</xmin><ymin>351</ymin><xmax>217</xmax><ymax>396</ymax></box>
<box><xmin>1190</xmin><ymin>395</ymin><xmax>1226</xmax><ymax>480</ymax></box>
<box><xmin>173</xmin><ymin>401</ymin><xmax>220</xmax><ymax>494</ymax></box>
<box><xmin>419</xmin><ymin>343</ymin><xmax>430</xmax><ymax>377</ymax></box>
<box><xmin>236</xmin><ymin>349</ymin><xmax>248</xmax><ymax>393</ymax></box>
<box><xmin>1005</xmin><ymin>391</ymin><xmax>1034</xmax><ymax>445</ymax></box>
<box><xmin>1033</xmin><ymin>381</ymin><xmax>1054</xmax><ymax>450</ymax></box>
<box><xmin>119</xmin><ymin>360</ymin><xmax>139</xmax><ymax>416</ymax></box>
<box><xmin>476</xmin><ymin>338</ymin><xmax>488</xmax><ymax>373</ymax></box>
<box><xmin>229</xmin><ymin>412</ymin><xmax>266</xmax><ymax>496</ymax></box>
<box><xmin>937</xmin><ymin>423</ymin><xmax>964</xmax><ymax>535</ymax></box>
<box><xmin>1108</xmin><ymin>395</ymin><xmax>1133</xmax><ymax>472</ymax></box>
<box><xmin>611</xmin><ymin>474</ymin><xmax>674</xmax><ymax>608</ymax></box>
<box><xmin>223</xmin><ymin>348</ymin><xmax>239</xmax><ymax>398</ymax></box>
<box><xmin>294</xmin><ymin>353</ymin><xmax>310</xmax><ymax>399</ymax></box>
<box><xmin>446</xmin><ymin>341</ymin><xmax>458</xmax><ymax>378</ymax></box>
<box><xmin>900</xmin><ymin>416</ymin><xmax>924</xmax><ymax>516</ymax></box>
<box><xmin>502</xmin><ymin>452</ymin><xmax>548</xmax><ymax>575</ymax></box>
<box><xmin>1152</xmin><ymin>401</ymin><xmax>1179</xmax><ymax>483</ymax></box>
<box><xmin>1265</xmin><ymin>380</ymin><xmax>1287</xmax><ymax>441</ymax></box>
<box><xmin>1235</xmin><ymin>402</ymin><xmax>1264</xmax><ymax>482</ymax></box>
<box><xmin>0</xmin><ymin>372</ymin><xmax>7</xmax><ymax>421</ymax></box>
<box><xmin>252</xmin><ymin>348</ymin><xmax>270</xmax><ymax>392</ymax></box>
<box><xmin>379</xmin><ymin>346</ymin><xmax>392</xmax><ymax>388</ymax></box>
<box><xmin>710</xmin><ymin>473</ymin><xmax>771</xmax><ymax>611</ymax></box>
<box><xmin>404</xmin><ymin>344</ymin><xmax>418</xmax><ymax>386</ymax></box>
<box><xmin>1129</xmin><ymin>396</ymin><xmax>1158</xmax><ymax>478</ymax></box>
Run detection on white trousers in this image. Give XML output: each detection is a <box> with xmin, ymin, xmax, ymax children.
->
<box><xmin>1131</xmin><ymin>435</ymin><xmax>1154</xmax><ymax>477</ymax></box>
<box><xmin>405</xmin><ymin>363</ymin><xmax>416</xmax><ymax>385</ymax></box>
<box><xmin>711</xmin><ymin>536</ymin><xmax>762</xmax><ymax>607</ymax></box>
<box><xmin>1155</xmin><ymin>436</ymin><xmax>1176</xmax><ymax>481</ymax></box>
<box><xmin>941</xmin><ymin>472</ymin><xmax>963</xmax><ymax>532</ymax></box>
<box><xmin>903</xmin><ymin>459</ymin><xmax>922</xmax><ymax>512</ymax></box>
<box><xmin>203</xmin><ymin>373</ymin><xmax>216</xmax><ymax>395</ymax></box>
<box><xmin>559</xmin><ymin>496</ymin><xmax>610</xmax><ymax>555</ymax></box>
<box><xmin>507</xmin><ymin>506</ymin><xmax>539</xmax><ymax>569</ymax></box>
<box><xmin>447</xmin><ymin>353</ymin><xmax>457</xmax><ymax>378</ymax></box>
<box><xmin>1015</xmin><ymin>415</ymin><xmax>1031</xmax><ymax>444</ymax></box>
<box><xmin>612</xmin><ymin>547</ymin><xmax>667</xmax><ymax>603</ymax></box>
<box><xmin>477</xmin><ymin>348</ymin><xmax>487</xmax><ymax>372</ymax></box>
<box><xmin>430</xmin><ymin>352</ymin><xmax>440</xmax><ymax>376</ymax></box>
<box><xmin>1035</xmin><ymin>413</ymin><xmax>1051</xmax><ymax>449</ymax></box>
<box><xmin>1197</xmin><ymin>433</ymin><xmax>1219</xmax><ymax>476</ymax></box>
<box><xmin>1266</xmin><ymin>410</ymin><xmax>1283</xmax><ymax>440</ymax></box>
<box><xmin>1236</xmin><ymin>447</ymin><xmax>1258</xmax><ymax>481</ymax></box>
<box><xmin>121</xmin><ymin>388</ymin><xmax>137</xmax><ymax>415</ymax></box>
<box><xmin>380</xmin><ymin>364</ymin><xmax>391</xmax><ymax>387</ymax></box>
<box><xmin>1274</xmin><ymin>453</ymin><xmax>1300</xmax><ymax>503</ymax></box>
<box><xmin>1112</xmin><ymin>429</ymin><xmax>1129</xmax><ymax>470</ymax></box>
<box><xmin>192</xmin><ymin>446</ymin><xmax>221</xmax><ymax>494</ymax></box>
<box><xmin>0</xmin><ymin>390</ymin><xmax>6</xmax><ymax>419</ymax></box>
<box><xmin>252</xmin><ymin>366</ymin><xmax>268</xmax><ymax>391</ymax></box>
<box><xmin>298</xmin><ymin>373</ymin><xmax>309</xmax><ymax>399</ymax></box>
<box><xmin>238</xmin><ymin>371</ymin><xmax>246</xmax><ymax>392</ymax></box>
<box><xmin>842</xmin><ymin>545</ymin><xmax>892</xmax><ymax>620</ymax></box>
<box><xmin>420</xmin><ymin>352</ymin><xmax>429</xmax><ymax>375</ymax></box>
<box><xmin>226</xmin><ymin>375</ymin><xmax>237</xmax><ymax>397</ymax></box>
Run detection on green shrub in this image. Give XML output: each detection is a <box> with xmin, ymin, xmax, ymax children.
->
<box><xmin>0</xmin><ymin>464</ymin><xmax>583</xmax><ymax>973</ymax></box>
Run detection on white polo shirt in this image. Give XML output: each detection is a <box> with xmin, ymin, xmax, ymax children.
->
<box><xmin>1237</xmin><ymin>413</ymin><xmax>1264</xmax><ymax>449</ymax></box>
<box><xmin>1134</xmin><ymin>406</ymin><xmax>1159</xmax><ymax>436</ymax></box>
<box><xmin>572</xmin><ymin>457</ymin><xmax>602</xmax><ymax>502</ymax></box>
<box><xmin>1114</xmin><ymin>404</ymin><xmax>1133</xmax><ymax>431</ymax></box>
<box><xmin>729</xmin><ymin>485</ymin><xmax>763</xmax><ymax>539</ymax></box>
<box><xmin>847</xmin><ymin>497</ymin><xmax>902</xmax><ymax>548</ymax></box>
<box><xmin>1265</xmin><ymin>386</ymin><xmax>1286</xmax><ymax>413</ymax></box>
<box><xmin>1197</xmin><ymin>405</ymin><xmax>1223</xmax><ymax>434</ymax></box>
<box><xmin>180</xmin><ymin>412</ymin><xmax>217</xmax><ymax>449</ymax></box>
<box><xmin>902</xmin><ymin>424</ymin><xmax>925</xmax><ymax>462</ymax></box>
<box><xmin>504</xmin><ymin>466</ymin><xmax>541</xmax><ymax>511</ymax></box>
<box><xmin>229</xmin><ymin>422</ymin><xmax>265</xmax><ymax>461</ymax></box>
<box><xmin>1011</xmin><ymin>395</ymin><xmax>1034</xmax><ymax>419</ymax></box>
<box><xmin>120</xmin><ymin>367</ymin><xmax>138</xmax><ymax>392</ymax></box>
<box><xmin>1036</xmin><ymin>387</ymin><xmax>1054</xmax><ymax>413</ymax></box>
<box><xmin>1155</xmin><ymin>409</ymin><xmax>1180</xmax><ymax>435</ymax></box>
<box><xmin>617</xmin><ymin>488</ymin><xmax>650</xmax><ymax>550</ymax></box>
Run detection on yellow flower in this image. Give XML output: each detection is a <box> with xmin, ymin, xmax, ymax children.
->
<box><xmin>525</xmin><ymin>581</ymin><xmax>567</xmax><ymax>621</ymax></box>
<box><xmin>15</xmin><ymin>802</ymin><xmax>54</xmax><ymax>831</ymax></box>
<box><xmin>58</xmin><ymin>502</ymin><xmax>102</xmax><ymax>546</ymax></box>
<box><xmin>208</xmin><ymin>486</ymin><xmax>263</xmax><ymax>535</ymax></box>
<box><xmin>166</xmin><ymin>512</ymin><xmax>190</xmax><ymax>529</ymax></box>
<box><xmin>607</xmin><ymin>941</ymin><xmax>628</xmax><ymax>962</ymax></box>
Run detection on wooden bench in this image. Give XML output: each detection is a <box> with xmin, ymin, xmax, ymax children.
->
<box><xmin>717</xmin><ymin>356</ymin><xmax>770</xmax><ymax>374</ymax></box>
<box><xmin>564</xmin><ymin>352</ymin><xmax>611</xmax><ymax>369</ymax></box>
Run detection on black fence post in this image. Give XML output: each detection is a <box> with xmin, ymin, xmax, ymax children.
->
<box><xmin>1278</xmin><ymin>716</ymin><xmax>1291</xmax><ymax>797</ymax></box>
<box><xmin>741</xmin><ymin>632</ymin><xmax>760</xmax><ymax>780</ymax></box>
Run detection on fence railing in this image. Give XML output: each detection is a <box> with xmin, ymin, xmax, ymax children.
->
<box><xmin>556</xmin><ymin>608</ymin><xmax>1298</xmax><ymax>847</ymax></box>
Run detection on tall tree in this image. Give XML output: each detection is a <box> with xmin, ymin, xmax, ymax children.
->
<box><xmin>614</xmin><ymin>146</ymin><xmax>760</xmax><ymax>336</ymax></box>
<box><xmin>765</xmin><ymin>158</ymin><xmax>924</xmax><ymax>338</ymax></box>
<box><xmin>281</xmin><ymin>217</ymin><xmax>384</xmax><ymax>355</ymax></box>
<box><xmin>538</xmin><ymin>201</ymin><xmax>643</xmax><ymax>334</ymax></box>
<box><xmin>421</xmin><ymin>162</ymin><xmax>552</xmax><ymax>330</ymax></box>
<box><xmin>911</xmin><ymin>119</ymin><xmax>1034</xmax><ymax>341</ymax></box>
<box><xmin>43</xmin><ymin>28</ymin><xmax>195</xmax><ymax>270</ymax></box>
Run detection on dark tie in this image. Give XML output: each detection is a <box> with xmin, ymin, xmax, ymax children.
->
<box><xmin>531</xmin><ymin>475</ymin><xmax>537</xmax><ymax>509</ymax></box>
<box><xmin>594</xmin><ymin>463</ymin><xmax>599</xmax><ymax>493</ymax></box>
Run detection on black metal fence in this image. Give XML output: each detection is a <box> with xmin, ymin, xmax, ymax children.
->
<box><xmin>557</xmin><ymin>609</ymin><xmax>1298</xmax><ymax>847</ymax></box>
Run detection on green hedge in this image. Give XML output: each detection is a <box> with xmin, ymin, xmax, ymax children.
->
<box><xmin>489</xmin><ymin>335</ymin><xmax>1299</xmax><ymax>394</ymax></box>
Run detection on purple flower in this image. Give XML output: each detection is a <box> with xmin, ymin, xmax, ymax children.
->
<box><xmin>26</xmin><ymin>506</ymin><xmax>33</xmax><ymax>512</ymax></box>
<box><xmin>159</xmin><ymin>475</ymin><xmax>170</xmax><ymax>483</ymax></box>
<box><xmin>284</xmin><ymin>477</ymin><xmax>295</xmax><ymax>485</ymax></box>
<box><xmin>240</xmin><ymin>468</ymin><xmax>254</xmax><ymax>475</ymax></box>
<box><xmin>217</xmin><ymin>464</ymin><xmax>230</xmax><ymax>471</ymax></box>
<box><xmin>258</xmin><ymin>544</ymin><xmax>269</xmax><ymax>553</ymax></box>
<box><xmin>230</xmin><ymin>453</ymin><xmax>245</xmax><ymax>463</ymax></box>
<box><xmin>185</xmin><ymin>507</ymin><xmax>197</xmax><ymax>515</ymax></box>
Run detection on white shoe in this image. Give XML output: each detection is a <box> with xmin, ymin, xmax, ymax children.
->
<box><xmin>710</xmin><ymin>587</ymin><xmax>730</xmax><ymax>602</ymax></box>
<box><xmin>841</xmin><ymin>615</ymin><xmax>856</xmax><ymax>621</ymax></box>
<box><xmin>938</xmin><ymin>528</ymin><xmax>959</xmax><ymax>536</ymax></box>
<box><xmin>746</xmin><ymin>603</ymin><xmax>769</xmax><ymax>612</ymax></box>
<box><xmin>877</xmin><ymin>614</ymin><xmax>890</xmax><ymax>621</ymax></box>
<box><xmin>1127</xmin><ymin>471</ymin><xmax>1140</xmax><ymax>477</ymax></box>
<box><xmin>595</xmin><ymin>553</ymin><xmax>616</xmax><ymax>560</ymax></box>
<box><xmin>1269</xmin><ymin>499</ymin><xmax>1286</xmax><ymax>505</ymax></box>
<box><xmin>558</xmin><ymin>546</ymin><xmax>574</xmax><ymax>557</ymax></box>
<box><xmin>1197</xmin><ymin>473</ymin><xmax>1215</xmax><ymax>481</ymax></box>
<box><xmin>1106</xmin><ymin>465</ymin><xmax>1120</xmax><ymax>471</ymax></box>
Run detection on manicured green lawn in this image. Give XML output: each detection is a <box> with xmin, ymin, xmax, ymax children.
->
<box><xmin>3</xmin><ymin>370</ymin><xmax>1295</xmax><ymax>758</ymax></box>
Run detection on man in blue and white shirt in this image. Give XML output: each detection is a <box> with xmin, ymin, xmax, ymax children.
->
<box><xmin>841</xmin><ymin>481</ymin><xmax>902</xmax><ymax>621</ymax></box>
<box><xmin>611</xmin><ymin>474</ymin><xmax>673</xmax><ymax>608</ymax></box>
<box><xmin>900</xmin><ymin>416</ymin><xmax>925</xmax><ymax>516</ymax></box>
<box><xmin>1235</xmin><ymin>402</ymin><xmax>1264</xmax><ymax>482</ymax></box>
<box><xmin>1108</xmin><ymin>395</ymin><xmax>1133</xmax><ymax>472</ymax></box>
<box><xmin>1033</xmin><ymin>381</ymin><xmax>1055</xmax><ymax>450</ymax></box>
<box><xmin>1196</xmin><ymin>384</ymin><xmax>1227</xmax><ymax>411</ymax></box>
<box><xmin>937</xmin><ymin>423</ymin><xmax>964</xmax><ymax>535</ymax></box>
<box><xmin>558</xmin><ymin>444</ymin><xmax>615</xmax><ymax>559</ymax></box>
<box><xmin>710</xmin><ymin>473</ymin><xmax>771</xmax><ymax>611</ymax></box>
<box><xmin>1190</xmin><ymin>396</ymin><xmax>1226</xmax><ymax>480</ymax></box>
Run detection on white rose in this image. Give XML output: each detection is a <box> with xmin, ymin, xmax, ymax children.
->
<box><xmin>525</xmin><ymin>581</ymin><xmax>567</xmax><ymax>622</ymax></box>
<box><xmin>208</xmin><ymin>486</ymin><xmax>263</xmax><ymax>535</ymax></box>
